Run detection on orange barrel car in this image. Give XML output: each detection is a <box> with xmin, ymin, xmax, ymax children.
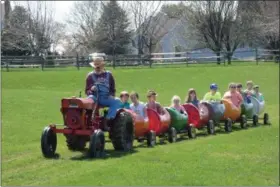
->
<box><xmin>220</xmin><ymin>99</ymin><xmax>244</xmax><ymax>132</ymax></box>
<box><xmin>182</xmin><ymin>103</ymin><xmax>215</xmax><ymax>135</ymax></box>
<box><xmin>132</xmin><ymin>108</ymin><xmax>171</xmax><ymax>147</ymax></box>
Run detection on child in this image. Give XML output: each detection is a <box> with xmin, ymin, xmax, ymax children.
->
<box><xmin>120</xmin><ymin>91</ymin><xmax>130</xmax><ymax>109</ymax></box>
<box><xmin>146</xmin><ymin>90</ymin><xmax>164</xmax><ymax>115</ymax></box>
<box><xmin>223</xmin><ymin>83</ymin><xmax>243</xmax><ymax>108</ymax></box>
<box><xmin>244</xmin><ymin>80</ymin><xmax>255</xmax><ymax>95</ymax></box>
<box><xmin>252</xmin><ymin>85</ymin><xmax>264</xmax><ymax>102</ymax></box>
<box><xmin>170</xmin><ymin>95</ymin><xmax>187</xmax><ymax>115</ymax></box>
<box><xmin>203</xmin><ymin>83</ymin><xmax>222</xmax><ymax>102</ymax></box>
<box><xmin>185</xmin><ymin>88</ymin><xmax>199</xmax><ymax>107</ymax></box>
<box><xmin>237</xmin><ymin>83</ymin><xmax>251</xmax><ymax>103</ymax></box>
<box><xmin>130</xmin><ymin>91</ymin><xmax>147</xmax><ymax>118</ymax></box>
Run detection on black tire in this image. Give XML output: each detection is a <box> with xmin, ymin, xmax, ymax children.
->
<box><xmin>263</xmin><ymin>113</ymin><xmax>270</xmax><ymax>125</ymax></box>
<box><xmin>65</xmin><ymin>134</ymin><xmax>86</xmax><ymax>151</ymax></box>
<box><xmin>88</xmin><ymin>129</ymin><xmax>105</xmax><ymax>158</ymax></box>
<box><xmin>207</xmin><ymin>120</ymin><xmax>215</xmax><ymax>135</ymax></box>
<box><xmin>187</xmin><ymin>124</ymin><xmax>196</xmax><ymax>139</ymax></box>
<box><xmin>224</xmin><ymin>118</ymin><xmax>232</xmax><ymax>132</ymax></box>
<box><xmin>240</xmin><ymin>115</ymin><xmax>247</xmax><ymax>129</ymax></box>
<box><xmin>41</xmin><ymin>127</ymin><xmax>57</xmax><ymax>158</ymax></box>
<box><xmin>253</xmin><ymin>114</ymin><xmax>259</xmax><ymax>126</ymax></box>
<box><xmin>147</xmin><ymin>130</ymin><xmax>156</xmax><ymax>147</ymax></box>
<box><xmin>168</xmin><ymin>127</ymin><xmax>177</xmax><ymax>143</ymax></box>
<box><xmin>111</xmin><ymin>111</ymin><xmax>134</xmax><ymax>151</ymax></box>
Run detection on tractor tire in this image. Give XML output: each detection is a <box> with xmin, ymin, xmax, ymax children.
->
<box><xmin>41</xmin><ymin>126</ymin><xmax>57</xmax><ymax>158</ymax></box>
<box><xmin>111</xmin><ymin>111</ymin><xmax>134</xmax><ymax>151</ymax></box>
<box><xmin>147</xmin><ymin>130</ymin><xmax>156</xmax><ymax>147</ymax></box>
<box><xmin>207</xmin><ymin>120</ymin><xmax>215</xmax><ymax>135</ymax></box>
<box><xmin>253</xmin><ymin>114</ymin><xmax>259</xmax><ymax>126</ymax></box>
<box><xmin>88</xmin><ymin>129</ymin><xmax>105</xmax><ymax>158</ymax></box>
<box><xmin>168</xmin><ymin>127</ymin><xmax>177</xmax><ymax>143</ymax></box>
<box><xmin>187</xmin><ymin>124</ymin><xmax>196</xmax><ymax>139</ymax></box>
<box><xmin>263</xmin><ymin>113</ymin><xmax>270</xmax><ymax>125</ymax></box>
<box><xmin>240</xmin><ymin>115</ymin><xmax>247</xmax><ymax>129</ymax></box>
<box><xmin>65</xmin><ymin>134</ymin><xmax>86</xmax><ymax>151</ymax></box>
<box><xmin>224</xmin><ymin>118</ymin><xmax>232</xmax><ymax>133</ymax></box>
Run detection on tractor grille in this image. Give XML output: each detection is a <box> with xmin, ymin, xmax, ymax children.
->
<box><xmin>65</xmin><ymin>109</ymin><xmax>83</xmax><ymax>129</ymax></box>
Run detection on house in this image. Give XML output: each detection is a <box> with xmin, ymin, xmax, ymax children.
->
<box><xmin>131</xmin><ymin>11</ymin><xmax>258</xmax><ymax>60</ymax></box>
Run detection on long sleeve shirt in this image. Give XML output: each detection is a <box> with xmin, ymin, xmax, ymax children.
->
<box><xmin>85</xmin><ymin>71</ymin><xmax>116</xmax><ymax>96</ymax></box>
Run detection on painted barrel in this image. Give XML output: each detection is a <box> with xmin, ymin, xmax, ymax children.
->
<box><xmin>181</xmin><ymin>104</ymin><xmax>201</xmax><ymax>128</ymax></box>
<box><xmin>251</xmin><ymin>97</ymin><xmax>265</xmax><ymax>115</ymax></box>
<box><xmin>241</xmin><ymin>102</ymin><xmax>254</xmax><ymax>118</ymax></box>
<box><xmin>221</xmin><ymin>99</ymin><xmax>241</xmax><ymax>121</ymax></box>
<box><xmin>207</xmin><ymin>101</ymin><xmax>225</xmax><ymax>123</ymax></box>
<box><xmin>165</xmin><ymin>107</ymin><xmax>188</xmax><ymax>131</ymax></box>
<box><xmin>198</xmin><ymin>102</ymin><xmax>212</xmax><ymax>127</ymax></box>
<box><xmin>147</xmin><ymin>108</ymin><xmax>171</xmax><ymax>136</ymax></box>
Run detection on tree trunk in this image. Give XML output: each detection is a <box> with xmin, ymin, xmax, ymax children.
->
<box><xmin>148</xmin><ymin>39</ymin><xmax>153</xmax><ymax>68</ymax></box>
<box><xmin>227</xmin><ymin>52</ymin><xmax>232</xmax><ymax>65</ymax></box>
<box><xmin>216</xmin><ymin>51</ymin><xmax>221</xmax><ymax>65</ymax></box>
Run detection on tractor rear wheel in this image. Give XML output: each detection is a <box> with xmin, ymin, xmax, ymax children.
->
<box><xmin>65</xmin><ymin>134</ymin><xmax>86</xmax><ymax>151</ymax></box>
<box><xmin>207</xmin><ymin>120</ymin><xmax>215</xmax><ymax>135</ymax></box>
<box><xmin>41</xmin><ymin>126</ymin><xmax>57</xmax><ymax>158</ymax></box>
<box><xmin>88</xmin><ymin>129</ymin><xmax>105</xmax><ymax>158</ymax></box>
<box><xmin>168</xmin><ymin>127</ymin><xmax>177</xmax><ymax>143</ymax></box>
<box><xmin>111</xmin><ymin>111</ymin><xmax>134</xmax><ymax>151</ymax></box>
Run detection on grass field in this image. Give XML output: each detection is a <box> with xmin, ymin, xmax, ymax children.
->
<box><xmin>1</xmin><ymin>63</ymin><xmax>279</xmax><ymax>186</ymax></box>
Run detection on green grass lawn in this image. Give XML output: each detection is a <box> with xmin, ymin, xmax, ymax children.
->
<box><xmin>1</xmin><ymin>63</ymin><xmax>279</xmax><ymax>186</ymax></box>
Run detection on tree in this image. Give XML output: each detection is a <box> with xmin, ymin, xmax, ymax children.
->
<box><xmin>182</xmin><ymin>1</ymin><xmax>241</xmax><ymax>64</ymax></box>
<box><xmin>25</xmin><ymin>1</ymin><xmax>58</xmax><ymax>56</ymax></box>
<box><xmin>1</xmin><ymin>5</ymin><xmax>31</xmax><ymax>55</ymax></box>
<box><xmin>67</xmin><ymin>1</ymin><xmax>101</xmax><ymax>53</ymax></box>
<box><xmin>128</xmin><ymin>1</ymin><xmax>163</xmax><ymax>55</ymax></box>
<box><xmin>94</xmin><ymin>0</ymin><xmax>132</xmax><ymax>57</ymax></box>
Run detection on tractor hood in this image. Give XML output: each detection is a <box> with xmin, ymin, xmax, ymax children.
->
<box><xmin>61</xmin><ymin>97</ymin><xmax>95</xmax><ymax>110</ymax></box>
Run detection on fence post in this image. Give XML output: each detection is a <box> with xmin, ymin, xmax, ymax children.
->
<box><xmin>185</xmin><ymin>52</ymin><xmax>188</xmax><ymax>66</ymax></box>
<box><xmin>223</xmin><ymin>52</ymin><xmax>226</xmax><ymax>66</ymax></box>
<box><xmin>255</xmin><ymin>48</ymin><xmax>259</xmax><ymax>65</ymax></box>
<box><xmin>6</xmin><ymin>62</ymin><xmax>9</xmax><ymax>72</ymax></box>
<box><xmin>76</xmin><ymin>54</ymin><xmax>80</xmax><ymax>70</ymax></box>
<box><xmin>41</xmin><ymin>56</ymin><xmax>45</xmax><ymax>71</ymax></box>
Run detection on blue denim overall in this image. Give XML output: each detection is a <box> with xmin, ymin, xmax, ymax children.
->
<box><xmin>87</xmin><ymin>71</ymin><xmax>121</xmax><ymax>119</ymax></box>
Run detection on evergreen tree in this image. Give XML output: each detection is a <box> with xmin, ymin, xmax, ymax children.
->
<box><xmin>94</xmin><ymin>0</ymin><xmax>132</xmax><ymax>55</ymax></box>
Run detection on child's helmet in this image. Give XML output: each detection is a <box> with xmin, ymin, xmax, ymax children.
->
<box><xmin>210</xmin><ymin>83</ymin><xmax>218</xmax><ymax>90</ymax></box>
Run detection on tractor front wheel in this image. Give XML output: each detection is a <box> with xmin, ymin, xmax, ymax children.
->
<box><xmin>88</xmin><ymin>129</ymin><xmax>105</xmax><ymax>158</ymax></box>
<box><xmin>111</xmin><ymin>111</ymin><xmax>134</xmax><ymax>151</ymax></box>
<box><xmin>41</xmin><ymin>126</ymin><xmax>57</xmax><ymax>158</ymax></box>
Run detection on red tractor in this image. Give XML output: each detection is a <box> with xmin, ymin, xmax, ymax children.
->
<box><xmin>40</xmin><ymin>93</ymin><xmax>134</xmax><ymax>158</ymax></box>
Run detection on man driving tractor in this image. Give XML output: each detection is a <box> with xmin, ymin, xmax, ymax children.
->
<box><xmin>85</xmin><ymin>53</ymin><xmax>122</xmax><ymax>130</ymax></box>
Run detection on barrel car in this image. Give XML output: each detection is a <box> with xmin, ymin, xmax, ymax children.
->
<box><xmin>249</xmin><ymin>95</ymin><xmax>270</xmax><ymax>126</ymax></box>
<box><xmin>132</xmin><ymin>108</ymin><xmax>171</xmax><ymax>147</ymax></box>
<box><xmin>182</xmin><ymin>103</ymin><xmax>216</xmax><ymax>135</ymax></box>
<box><xmin>165</xmin><ymin>107</ymin><xmax>197</xmax><ymax>142</ymax></box>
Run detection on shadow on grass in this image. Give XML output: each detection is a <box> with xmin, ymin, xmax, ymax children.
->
<box><xmin>69</xmin><ymin>148</ymin><xmax>138</xmax><ymax>161</ymax></box>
